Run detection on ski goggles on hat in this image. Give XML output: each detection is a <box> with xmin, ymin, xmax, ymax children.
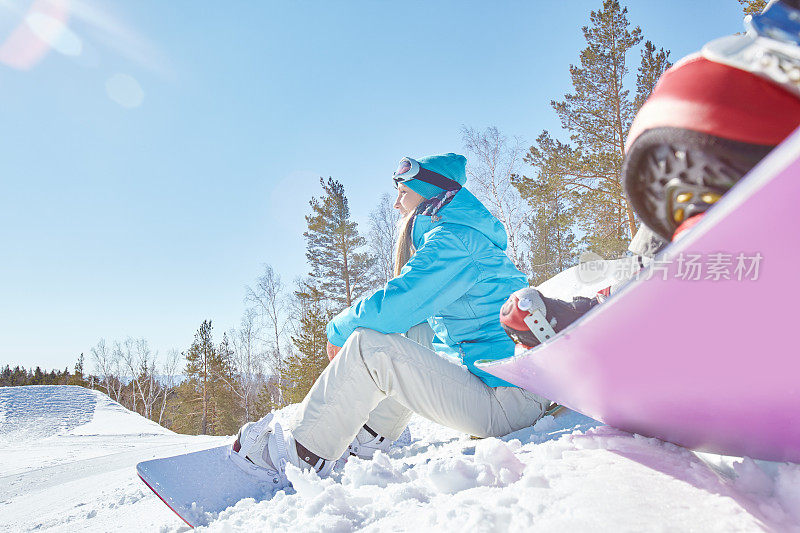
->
<box><xmin>392</xmin><ymin>157</ymin><xmax>462</xmax><ymax>191</ymax></box>
<box><xmin>703</xmin><ymin>0</ymin><xmax>800</xmax><ymax>97</ymax></box>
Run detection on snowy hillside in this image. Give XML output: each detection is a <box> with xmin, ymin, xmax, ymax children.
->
<box><xmin>1</xmin><ymin>386</ymin><xmax>799</xmax><ymax>531</ymax></box>
<box><xmin>0</xmin><ymin>386</ymin><xmax>221</xmax><ymax>531</ymax></box>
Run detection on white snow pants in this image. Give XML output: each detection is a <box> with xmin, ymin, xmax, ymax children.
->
<box><xmin>293</xmin><ymin>324</ymin><xmax>551</xmax><ymax>460</ymax></box>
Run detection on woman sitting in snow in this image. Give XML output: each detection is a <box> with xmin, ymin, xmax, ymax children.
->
<box><xmin>232</xmin><ymin>153</ymin><xmax>550</xmax><ymax>486</ymax></box>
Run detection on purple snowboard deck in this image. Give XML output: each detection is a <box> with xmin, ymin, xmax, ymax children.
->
<box><xmin>478</xmin><ymin>130</ymin><xmax>800</xmax><ymax>463</ymax></box>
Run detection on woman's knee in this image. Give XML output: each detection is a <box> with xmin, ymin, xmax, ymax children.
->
<box><xmin>346</xmin><ymin>328</ymin><xmax>394</xmax><ymax>361</ymax></box>
<box><xmin>349</xmin><ymin>327</ymin><xmax>417</xmax><ymax>370</ymax></box>
<box><xmin>490</xmin><ymin>386</ymin><xmax>549</xmax><ymax>435</ymax></box>
<box><xmin>404</xmin><ymin>322</ymin><xmax>435</xmax><ymax>347</ymax></box>
<box><xmin>350</xmin><ymin>327</ymin><xmax>387</xmax><ymax>347</ymax></box>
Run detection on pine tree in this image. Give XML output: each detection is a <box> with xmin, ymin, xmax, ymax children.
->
<box><xmin>253</xmin><ymin>374</ymin><xmax>281</xmax><ymax>419</ymax></box>
<box><xmin>738</xmin><ymin>0</ymin><xmax>767</xmax><ymax>16</ymax></box>
<box><xmin>70</xmin><ymin>354</ymin><xmax>86</xmax><ymax>386</ymax></box>
<box><xmin>282</xmin><ymin>281</ymin><xmax>330</xmax><ymax>404</ymax></box>
<box><xmin>177</xmin><ymin>322</ymin><xmax>241</xmax><ymax>435</ymax></box>
<box><xmin>305</xmin><ymin>177</ymin><xmax>374</xmax><ymax>308</ymax></box>
<box><xmin>520</xmin><ymin>0</ymin><xmax>670</xmax><ymax>258</ymax></box>
<box><xmin>182</xmin><ymin>320</ymin><xmax>217</xmax><ymax>435</ymax></box>
<box><xmin>204</xmin><ymin>334</ymin><xmax>240</xmax><ymax>435</ymax></box>
<box><xmin>515</xmin><ymin>143</ymin><xmax>579</xmax><ymax>285</ymax></box>
<box><xmin>274</xmin><ymin>178</ymin><xmax>372</xmax><ymax>406</ymax></box>
<box><xmin>634</xmin><ymin>41</ymin><xmax>672</xmax><ymax>111</ymax></box>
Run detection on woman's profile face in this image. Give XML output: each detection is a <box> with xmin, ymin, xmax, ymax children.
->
<box><xmin>394</xmin><ymin>184</ymin><xmax>425</xmax><ymax>216</ymax></box>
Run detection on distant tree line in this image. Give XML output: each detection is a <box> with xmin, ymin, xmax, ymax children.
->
<box><xmin>5</xmin><ymin>0</ymin><xmax>756</xmax><ymax>434</ymax></box>
<box><xmin>0</xmin><ymin>359</ymin><xmax>89</xmax><ymax>387</ymax></box>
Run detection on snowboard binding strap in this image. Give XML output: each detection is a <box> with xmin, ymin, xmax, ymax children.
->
<box><xmin>295</xmin><ymin>440</ymin><xmax>331</xmax><ymax>474</ymax></box>
<box><xmin>500</xmin><ymin>288</ymin><xmax>558</xmax><ymax>348</ymax></box>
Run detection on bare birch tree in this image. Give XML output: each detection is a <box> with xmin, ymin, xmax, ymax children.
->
<box><xmin>134</xmin><ymin>338</ymin><xmax>160</xmax><ymax>420</ymax></box>
<box><xmin>91</xmin><ymin>338</ymin><xmax>115</xmax><ymax>397</ymax></box>
<box><xmin>158</xmin><ymin>348</ymin><xmax>181</xmax><ymax>426</ymax></box>
<box><xmin>368</xmin><ymin>193</ymin><xmax>400</xmax><ymax>287</ymax></box>
<box><xmin>246</xmin><ymin>264</ymin><xmax>288</xmax><ymax>406</ymax></box>
<box><xmin>119</xmin><ymin>338</ymin><xmax>141</xmax><ymax>413</ymax></box>
<box><xmin>229</xmin><ymin>309</ymin><xmax>264</xmax><ymax>423</ymax></box>
<box><xmin>461</xmin><ymin>126</ymin><xmax>528</xmax><ymax>273</ymax></box>
<box><xmin>109</xmin><ymin>342</ymin><xmax>126</xmax><ymax>403</ymax></box>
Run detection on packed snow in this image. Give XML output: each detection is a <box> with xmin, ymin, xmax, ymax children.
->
<box><xmin>1</xmin><ymin>385</ymin><xmax>799</xmax><ymax>532</ymax></box>
<box><xmin>1</xmin><ymin>261</ymin><xmax>797</xmax><ymax>532</ymax></box>
<box><xmin>0</xmin><ymin>386</ymin><xmax>220</xmax><ymax>531</ymax></box>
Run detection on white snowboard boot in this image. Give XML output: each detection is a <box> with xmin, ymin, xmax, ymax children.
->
<box><xmin>347</xmin><ymin>425</ymin><xmax>411</xmax><ymax>459</ymax></box>
<box><xmin>231</xmin><ymin>413</ymin><xmax>334</xmax><ymax>489</ymax></box>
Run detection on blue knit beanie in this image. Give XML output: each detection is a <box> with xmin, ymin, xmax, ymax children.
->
<box><xmin>404</xmin><ymin>153</ymin><xmax>468</xmax><ymax>199</ymax></box>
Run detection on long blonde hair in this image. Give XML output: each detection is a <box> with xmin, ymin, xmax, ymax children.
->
<box><xmin>393</xmin><ymin>211</ymin><xmax>416</xmax><ymax>277</ymax></box>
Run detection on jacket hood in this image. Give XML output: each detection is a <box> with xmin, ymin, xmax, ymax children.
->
<box><xmin>412</xmin><ymin>188</ymin><xmax>508</xmax><ymax>250</ymax></box>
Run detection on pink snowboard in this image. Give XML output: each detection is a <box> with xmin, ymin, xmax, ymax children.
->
<box><xmin>478</xmin><ymin>129</ymin><xmax>800</xmax><ymax>463</ymax></box>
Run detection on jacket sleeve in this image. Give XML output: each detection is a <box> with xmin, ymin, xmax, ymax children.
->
<box><xmin>326</xmin><ymin>226</ymin><xmax>478</xmax><ymax>346</ymax></box>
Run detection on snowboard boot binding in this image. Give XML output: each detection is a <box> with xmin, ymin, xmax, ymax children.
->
<box><xmin>231</xmin><ymin>413</ymin><xmax>334</xmax><ymax>489</ymax></box>
<box><xmin>347</xmin><ymin>425</ymin><xmax>412</xmax><ymax>460</ymax></box>
<box><xmin>499</xmin><ymin>287</ymin><xmax>598</xmax><ymax>349</ymax></box>
<box><xmin>622</xmin><ymin>0</ymin><xmax>800</xmax><ymax>241</ymax></box>
<box><xmin>623</xmin><ymin>130</ymin><xmax>771</xmax><ymax>240</ymax></box>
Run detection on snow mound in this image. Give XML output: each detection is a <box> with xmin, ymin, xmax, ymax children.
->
<box><xmin>0</xmin><ymin>386</ymin><xmax>221</xmax><ymax>533</ymax></box>
<box><xmin>0</xmin><ymin>385</ymin><xmax>171</xmax><ymax>445</ymax></box>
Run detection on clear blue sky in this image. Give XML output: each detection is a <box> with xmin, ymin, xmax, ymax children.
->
<box><xmin>1</xmin><ymin>0</ymin><xmax>745</xmax><ymax>371</ymax></box>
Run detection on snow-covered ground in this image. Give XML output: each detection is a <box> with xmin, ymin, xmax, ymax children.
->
<box><xmin>3</xmin><ymin>263</ymin><xmax>800</xmax><ymax>531</ymax></box>
<box><xmin>0</xmin><ymin>386</ymin><xmax>220</xmax><ymax>532</ymax></box>
<box><xmin>1</xmin><ymin>385</ymin><xmax>799</xmax><ymax>532</ymax></box>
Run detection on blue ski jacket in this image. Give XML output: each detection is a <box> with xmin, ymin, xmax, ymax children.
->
<box><xmin>326</xmin><ymin>187</ymin><xmax>527</xmax><ymax>387</ymax></box>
